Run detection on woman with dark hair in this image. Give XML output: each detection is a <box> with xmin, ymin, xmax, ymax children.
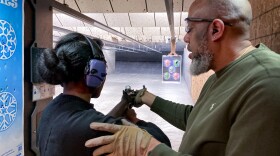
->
<box><xmin>36</xmin><ymin>32</ymin><xmax>171</xmax><ymax>156</ymax></box>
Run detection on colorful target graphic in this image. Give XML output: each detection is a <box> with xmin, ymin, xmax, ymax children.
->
<box><xmin>163</xmin><ymin>59</ymin><xmax>171</xmax><ymax>67</ymax></box>
<box><xmin>0</xmin><ymin>20</ymin><xmax>16</xmax><ymax>60</ymax></box>
<box><xmin>163</xmin><ymin>72</ymin><xmax>170</xmax><ymax>80</ymax></box>
<box><xmin>162</xmin><ymin>55</ymin><xmax>182</xmax><ymax>82</ymax></box>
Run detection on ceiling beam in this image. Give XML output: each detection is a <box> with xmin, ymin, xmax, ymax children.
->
<box><xmin>53</xmin><ymin>26</ymin><xmax>149</xmax><ymax>54</ymax></box>
<box><xmin>51</xmin><ymin>0</ymin><xmax>161</xmax><ymax>53</ymax></box>
<box><xmin>165</xmin><ymin>0</ymin><xmax>175</xmax><ymax>39</ymax></box>
<box><xmin>164</xmin><ymin>0</ymin><xmax>177</xmax><ymax>54</ymax></box>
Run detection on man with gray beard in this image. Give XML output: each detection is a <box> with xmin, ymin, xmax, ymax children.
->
<box><xmin>189</xmin><ymin>35</ymin><xmax>213</xmax><ymax>76</ymax></box>
<box><xmin>85</xmin><ymin>0</ymin><xmax>280</xmax><ymax>155</ymax></box>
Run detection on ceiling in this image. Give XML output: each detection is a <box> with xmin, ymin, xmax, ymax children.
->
<box><xmin>52</xmin><ymin>0</ymin><xmax>194</xmax><ymax>59</ymax></box>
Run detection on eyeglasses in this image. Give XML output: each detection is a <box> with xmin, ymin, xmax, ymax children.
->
<box><xmin>184</xmin><ymin>17</ymin><xmax>233</xmax><ymax>33</ymax></box>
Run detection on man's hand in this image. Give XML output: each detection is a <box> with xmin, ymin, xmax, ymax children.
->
<box><xmin>134</xmin><ymin>87</ymin><xmax>147</xmax><ymax>107</ymax></box>
<box><xmin>123</xmin><ymin>85</ymin><xmax>147</xmax><ymax>108</ymax></box>
<box><xmin>85</xmin><ymin>121</ymin><xmax>153</xmax><ymax>156</ymax></box>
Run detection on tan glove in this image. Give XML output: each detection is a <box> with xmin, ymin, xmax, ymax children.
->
<box><xmin>134</xmin><ymin>87</ymin><xmax>147</xmax><ymax>107</ymax></box>
<box><xmin>85</xmin><ymin>120</ymin><xmax>152</xmax><ymax>156</ymax></box>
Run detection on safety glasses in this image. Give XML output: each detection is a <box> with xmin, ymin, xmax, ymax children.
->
<box><xmin>184</xmin><ymin>17</ymin><xmax>233</xmax><ymax>33</ymax></box>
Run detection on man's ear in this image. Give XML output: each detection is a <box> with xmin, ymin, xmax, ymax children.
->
<box><xmin>210</xmin><ymin>19</ymin><xmax>225</xmax><ymax>41</ymax></box>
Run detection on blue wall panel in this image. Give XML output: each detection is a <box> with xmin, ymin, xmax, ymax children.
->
<box><xmin>0</xmin><ymin>0</ymin><xmax>24</xmax><ymax>155</ymax></box>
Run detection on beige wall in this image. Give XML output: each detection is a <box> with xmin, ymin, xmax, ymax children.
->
<box><xmin>249</xmin><ymin>0</ymin><xmax>280</xmax><ymax>53</ymax></box>
<box><xmin>190</xmin><ymin>1</ymin><xmax>280</xmax><ymax>103</ymax></box>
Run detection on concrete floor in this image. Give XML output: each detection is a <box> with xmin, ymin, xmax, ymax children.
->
<box><xmin>56</xmin><ymin>61</ymin><xmax>194</xmax><ymax>151</ymax></box>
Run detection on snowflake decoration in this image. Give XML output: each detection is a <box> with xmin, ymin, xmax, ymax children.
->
<box><xmin>0</xmin><ymin>92</ymin><xmax>17</xmax><ymax>132</ymax></box>
<box><xmin>0</xmin><ymin>20</ymin><xmax>17</xmax><ymax>60</ymax></box>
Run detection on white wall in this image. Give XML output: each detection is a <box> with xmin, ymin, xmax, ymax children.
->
<box><xmin>103</xmin><ymin>49</ymin><xmax>116</xmax><ymax>74</ymax></box>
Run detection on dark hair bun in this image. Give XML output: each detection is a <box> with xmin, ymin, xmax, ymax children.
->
<box><xmin>37</xmin><ymin>49</ymin><xmax>68</xmax><ymax>84</ymax></box>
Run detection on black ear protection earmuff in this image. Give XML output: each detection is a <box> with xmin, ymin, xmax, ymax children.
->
<box><xmin>83</xmin><ymin>36</ymin><xmax>107</xmax><ymax>88</ymax></box>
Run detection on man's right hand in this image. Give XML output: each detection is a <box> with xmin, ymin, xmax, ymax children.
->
<box><xmin>85</xmin><ymin>121</ymin><xmax>161</xmax><ymax>156</ymax></box>
<box><xmin>133</xmin><ymin>87</ymin><xmax>147</xmax><ymax>107</ymax></box>
<box><xmin>124</xmin><ymin>85</ymin><xmax>156</xmax><ymax>108</ymax></box>
<box><xmin>123</xmin><ymin>85</ymin><xmax>147</xmax><ymax>108</ymax></box>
